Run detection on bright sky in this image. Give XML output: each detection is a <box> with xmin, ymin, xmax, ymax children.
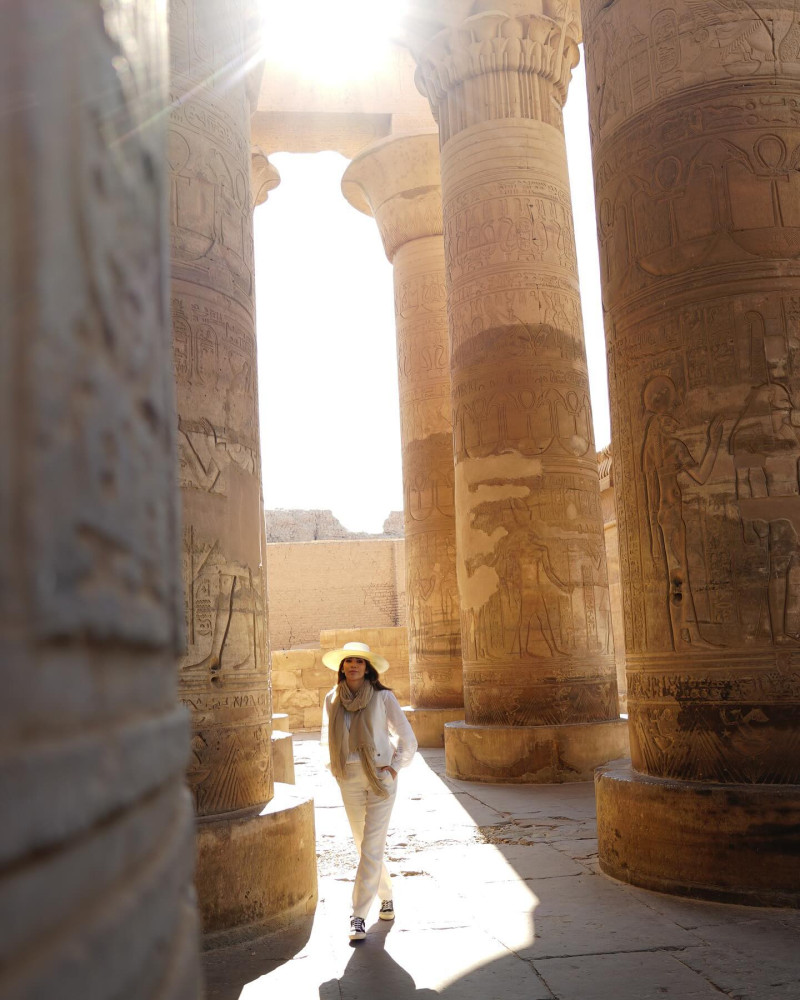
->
<box><xmin>254</xmin><ymin>10</ymin><xmax>609</xmax><ymax>534</ymax></box>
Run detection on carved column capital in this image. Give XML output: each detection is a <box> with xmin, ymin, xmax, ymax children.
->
<box><xmin>251</xmin><ymin>147</ymin><xmax>280</xmax><ymax>208</ymax></box>
<box><xmin>414</xmin><ymin>8</ymin><xmax>580</xmax><ymax>142</ymax></box>
<box><xmin>341</xmin><ymin>130</ymin><xmax>442</xmax><ymax>262</ymax></box>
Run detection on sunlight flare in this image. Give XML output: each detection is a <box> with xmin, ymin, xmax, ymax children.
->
<box><xmin>258</xmin><ymin>0</ymin><xmax>408</xmax><ymax>83</ymax></box>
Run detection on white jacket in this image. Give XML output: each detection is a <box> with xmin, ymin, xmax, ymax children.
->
<box><xmin>321</xmin><ymin>687</ymin><xmax>418</xmax><ymax>772</ymax></box>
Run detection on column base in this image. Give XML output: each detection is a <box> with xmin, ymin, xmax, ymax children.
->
<box><xmin>196</xmin><ymin>783</ymin><xmax>317</xmax><ymax>949</ymax></box>
<box><xmin>444</xmin><ymin>719</ymin><xmax>629</xmax><ymax>783</ymax></box>
<box><xmin>271</xmin><ymin>731</ymin><xmax>295</xmax><ymax>784</ymax></box>
<box><xmin>596</xmin><ymin>761</ymin><xmax>800</xmax><ymax>907</ymax></box>
<box><xmin>403</xmin><ymin>706</ymin><xmax>465</xmax><ymax>748</ymax></box>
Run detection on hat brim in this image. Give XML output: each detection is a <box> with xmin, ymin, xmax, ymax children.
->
<box><xmin>321</xmin><ymin>647</ymin><xmax>390</xmax><ymax>674</ymax></box>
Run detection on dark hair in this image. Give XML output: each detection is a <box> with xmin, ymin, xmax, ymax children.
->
<box><xmin>338</xmin><ymin>660</ymin><xmax>392</xmax><ymax>691</ymax></box>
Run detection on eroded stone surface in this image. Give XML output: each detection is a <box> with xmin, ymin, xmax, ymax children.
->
<box><xmin>583</xmin><ymin>0</ymin><xmax>800</xmax><ymax>787</ymax></box>
<box><xmin>413</xmin><ymin>6</ymin><xmax>621</xmax><ymax>748</ymax></box>
<box><xmin>583</xmin><ymin>0</ymin><xmax>800</xmax><ymax>906</ymax></box>
<box><xmin>170</xmin><ymin>0</ymin><xmax>273</xmax><ymax>817</ymax></box>
<box><xmin>342</xmin><ymin>131</ymin><xmax>463</xmax><ymax>719</ymax></box>
<box><xmin>1</xmin><ymin>2</ymin><xmax>200</xmax><ymax>994</ymax></box>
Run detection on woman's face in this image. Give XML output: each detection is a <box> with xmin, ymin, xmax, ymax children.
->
<box><xmin>342</xmin><ymin>656</ymin><xmax>368</xmax><ymax>689</ymax></box>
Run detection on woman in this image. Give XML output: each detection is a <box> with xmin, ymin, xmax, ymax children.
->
<box><xmin>320</xmin><ymin>641</ymin><xmax>418</xmax><ymax>941</ymax></box>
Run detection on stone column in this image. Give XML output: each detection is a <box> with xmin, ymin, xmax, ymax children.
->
<box><xmin>598</xmin><ymin>448</ymin><xmax>627</xmax><ymax>712</ymax></box>
<box><xmin>583</xmin><ymin>0</ymin><xmax>800</xmax><ymax>905</ymax></box>
<box><xmin>169</xmin><ymin>0</ymin><xmax>316</xmax><ymax>943</ymax></box>
<box><xmin>413</xmin><ymin>3</ymin><xmax>628</xmax><ymax>782</ymax></box>
<box><xmin>1</xmin><ymin>1</ymin><xmax>201</xmax><ymax>995</ymax></box>
<box><xmin>342</xmin><ymin>130</ymin><xmax>465</xmax><ymax>747</ymax></box>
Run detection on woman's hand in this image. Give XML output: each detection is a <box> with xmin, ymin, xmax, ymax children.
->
<box><xmin>379</xmin><ymin>766</ymin><xmax>397</xmax><ymax>780</ymax></box>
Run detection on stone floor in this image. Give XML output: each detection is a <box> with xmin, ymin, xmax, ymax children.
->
<box><xmin>204</xmin><ymin>733</ymin><xmax>800</xmax><ymax>999</ymax></box>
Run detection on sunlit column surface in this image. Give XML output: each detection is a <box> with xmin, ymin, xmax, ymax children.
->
<box><xmin>583</xmin><ymin>0</ymin><xmax>800</xmax><ymax>905</ymax></box>
<box><xmin>0</xmin><ymin>1</ymin><xmax>201</xmax><ymax>994</ymax></box>
<box><xmin>413</xmin><ymin>2</ymin><xmax>628</xmax><ymax>782</ymax></box>
<box><xmin>343</xmin><ymin>131</ymin><xmax>465</xmax><ymax>746</ymax></box>
<box><xmin>169</xmin><ymin>0</ymin><xmax>316</xmax><ymax>943</ymax></box>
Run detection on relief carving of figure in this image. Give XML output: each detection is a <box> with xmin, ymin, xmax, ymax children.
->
<box><xmin>468</xmin><ymin>498</ymin><xmax>571</xmax><ymax>658</ymax></box>
<box><xmin>730</xmin><ymin>340</ymin><xmax>800</xmax><ymax>643</ymax></box>
<box><xmin>641</xmin><ymin>375</ymin><xmax>723</xmax><ymax>649</ymax></box>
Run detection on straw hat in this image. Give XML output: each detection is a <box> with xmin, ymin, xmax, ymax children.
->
<box><xmin>321</xmin><ymin>641</ymin><xmax>390</xmax><ymax>675</ymax></box>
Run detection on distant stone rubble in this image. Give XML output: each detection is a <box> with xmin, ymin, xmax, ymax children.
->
<box><xmin>265</xmin><ymin>508</ymin><xmax>404</xmax><ymax>543</ymax></box>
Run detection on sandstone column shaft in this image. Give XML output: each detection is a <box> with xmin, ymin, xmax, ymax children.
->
<box><xmin>414</xmin><ymin>7</ymin><xmax>625</xmax><ymax>779</ymax></box>
<box><xmin>170</xmin><ymin>0</ymin><xmax>273</xmax><ymax>819</ymax></box>
<box><xmin>1</xmin><ymin>1</ymin><xmax>200</xmax><ymax>994</ymax></box>
<box><xmin>583</xmin><ymin>0</ymin><xmax>800</xmax><ymax>903</ymax></box>
<box><xmin>170</xmin><ymin>2</ymin><xmax>318</xmax><ymax>943</ymax></box>
<box><xmin>343</xmin><ymin>132</ymin><xmax>464</xmax><ymax>746</ymax></box>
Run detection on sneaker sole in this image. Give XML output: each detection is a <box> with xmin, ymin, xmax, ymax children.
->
<box><xmin>349</xmin><ymin>931</ymin><xmax>366</xmax><ymax>940</ymax></box>
<box><xmin>379</xmin><ymin>911</ymin><xmax>395</xmax><ymax>921</ymax></box>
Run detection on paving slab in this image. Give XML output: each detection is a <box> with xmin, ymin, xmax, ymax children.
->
<box><xmin>465</xmin><ymin>872</ymin><xmax>702</xmax><ymax>959</ymax></box>
<box><xmin>534</xmin><ymin>950</ymin><xmax>729</xmax><ymax>1000</ymax></box>
<box><xmin>679</xmin><ymin>916</ymin><xmax>800</xmax><ymax>999</ymax></box>
<box><xmin>203</xmin><ymin>734</ymin><xmax>798</xmax><ymax>1000</ymax></box>
<box><xmin>423</xmin><ymin>842</ymin><xmax>583</xmax><ymax>885</ymax></box>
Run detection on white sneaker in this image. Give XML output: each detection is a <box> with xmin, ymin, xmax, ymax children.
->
<box><xmin>349</xmin><ymin>916</ymin><xmax>366</xmax><ymax>940</ymax></box>
<box><xmin>379</xmin><ymin>900</ymin><xmax>395</xmax><ymax>921</ymax></box>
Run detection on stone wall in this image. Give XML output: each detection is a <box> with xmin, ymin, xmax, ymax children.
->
<box><xmin>265</xmin><ymin>508</ymin><xmax>404</xmax><ymax>543</ymax></box>
<box><xmin>272</xmin><ymin>627</ymin><xmax>410</xmax><ymax>730</ymax></box>
<box><xmin>266</xmin><ymin>539</ymin><xmax>406</xmax><ymax>650</ymax></box>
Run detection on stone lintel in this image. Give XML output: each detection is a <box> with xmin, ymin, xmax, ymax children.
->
<box><xmin>197</xmin><ymin>786</ymin><xmax>317</xmax><ymax>948</ymax></box>
<box><xmin>596</xmin><ymin>761</ymin><xmax>800</xmax><ymax>908</ymax></box>
<box><xmin>444</xmin><ymin>719</ymin><xmax>629</xmax><ymax>783</ymax></box>
<box><xmin>403</xmin><ymin>706</ymin><xmax>467</xmax><ymax>748</ymax></box>
<box><xmin>341</xmin><ymin>129</ymin><xmax>442</xmax><ymax>261</ymax></box>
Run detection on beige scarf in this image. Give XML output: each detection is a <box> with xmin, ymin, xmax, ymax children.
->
<box><xmin>328</xmin><ymin>681</ymin><xmax>389</xmax><ymax>798</ymax></box>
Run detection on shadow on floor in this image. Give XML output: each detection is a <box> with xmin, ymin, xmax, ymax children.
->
<box><xmin>202</xmin><ymin>916</ymin><xmax>314</xmax><ymax>1000</ymax></box>
<box><xmin>319</xmin><ymin>920</ymin><xmax>439</xmax><ymax>1000</ymax></box>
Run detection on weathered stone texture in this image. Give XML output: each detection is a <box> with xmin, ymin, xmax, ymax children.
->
<box><xmin>266</xmin><ymin>539</ymin><xmax>406</xmax><ymax>649</ymax></box>
<box><xmin>414</xmin><ymin>6</ymin><xmax>623</xmax><ymax>763</ymax></box>
<box><xmin>584</xmin><ymin>0</ymin><xmax>800</xmax><ymax>787</ymax></box>
<box><xmin>170</xmin><ymin>0</ymin><xmax>273</xmax><ymax>816</ymax></box>
<box><xmin>265</xmin><ymin>508</ymin><xmax>404</xmax><ymax>543</ymax></box>
<box><xmin>1</xmin><ymin>1</ymin><xmax>200</xmax><ymax>994</ymax></box>
<box><xmin>342</xmin><ymin>131</ymin><xmax>464</xmax><ymax>720</ymax></box>
<box><xmin>584</xmin><ymin>0</ymin><xmax>800</xmax><ymax>904</ymax></box>
<box><xmin>598</xmin><ymin>447</ymin><xmax>627</xmax><ymax>711</ymax></box>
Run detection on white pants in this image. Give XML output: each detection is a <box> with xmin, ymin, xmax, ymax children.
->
<box><xmin>337</xmin><ymin>761</ymin><xmax>397</xmax><ymax>919</ymax></box>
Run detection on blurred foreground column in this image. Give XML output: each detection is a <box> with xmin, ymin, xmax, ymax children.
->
<box><xmin>413</xmin><ymin>3</ymin><xmax>628</xmax><ymax>781</ymax></box>
<box><xmin>169</xmin><ymin>0</ymin><xmax>317</xmax><ymax>944</ymax></box>
<box><xmin>0</xmin><ymin>1</ymin><xmax>201</xmax><ymax>994</ymax></box>
<box><xmin>343</xmin><ymin>131</ymin><xmax>465</xmax><ymax>747</ymax></box>
<box><xmin>583</xmin><ymin>0</ymin><xmax>800</xmax><ymax>905</ymax></box>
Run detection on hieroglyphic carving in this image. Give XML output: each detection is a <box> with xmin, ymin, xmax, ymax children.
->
<box><xmin>34</xmin><ymin>0</ymin><xmax>181</xmax><ymax>647</ymax></box>
<box><xmin>342</xmin><ymin>131</ymin><xmax>463</xmax><ymax>711</ymax></box>
<box><xmin>170</xmin><ymin>0</ymin><xmax>272</xmax><ymax>815</ymax></box>
<box><xmin>411</xmin><ymin>8</ymin><xmax>620</xmax><ymax>732</ymax></box>
<box><xmin>584</xmin><ymin>0</ymin><xmax>800</xmax><ymax>783</ymax></box>
<box><xmin>5</xmin><ymin>2</ymin><xmax>202</xmax><ymax>993</ymax></box>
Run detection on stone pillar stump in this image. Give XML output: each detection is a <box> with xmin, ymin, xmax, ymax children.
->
<box><xmin>169</xmin><ymin>0</ymin><xmax>316</xmax><ymax>942</ymax></box>
<box><xmin>583</xmin><ymin>0</ymin><xmax>800</xmax><ymax>905</ymax></box>
<box><xmin>343</xmin><ymin>130</ymin><xmax>465</xmax><ymax>747</ymax></box>
<box><xmin>413</xmin><ymin>4</ymin><xmax>628</xmax><ymax>780</ymax></box>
